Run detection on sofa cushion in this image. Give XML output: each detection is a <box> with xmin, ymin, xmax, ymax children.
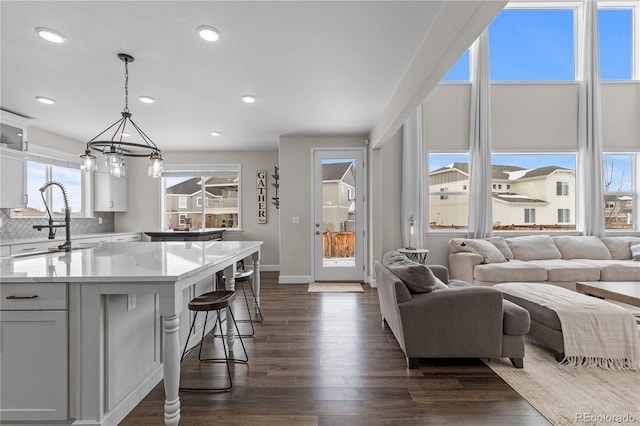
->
<box><xmin>464</xmin><ymin>239</ymin><xmax>507</xmax><ymax>264</ymax></box>
<box><xmin>506</xmin><ymin>235</ymin><xmax>562</xmax><ymax>261</ymax></box>
<box><xmin>502</xmin><ymin>299</ymin><xmax>531</xmax><ymax>336</ymax></box>
<box><xmin>552</xmin><ymin>236</ymin><xmax>612</xmax><ymax>260</ymax></box>
<box><xmin>527</xmin><ymin>259</ymin><xmax>601</xmax><ymax>282</ymax></box>
<box><xmin>382</xmin><ymin>251</ymin><xmax>446</xmax><ymax>293</ymax></box>
<box><xmin>600</xmin><ymin>237</ymin><xmax>640</xmax><ymax>260</ymax></box>
<box><xmin>632</xmin><ymin>242</ymin><xmax>640</xmax><ymax>261</ymax></box>
<box><xmin>487</xmin><ymin>236</ymin><xmax>514</xmax><ymax>260</ymax></box>
<box><xmin>474</xmin><ymin>260</ymin><xmax>547</xmax><ymax>283</ymax></box>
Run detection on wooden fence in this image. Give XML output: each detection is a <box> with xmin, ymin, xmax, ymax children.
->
<box><xmin>322</xmin><ymin>231</ymin><xmax>355</xmax><ymax>258</ymax></box>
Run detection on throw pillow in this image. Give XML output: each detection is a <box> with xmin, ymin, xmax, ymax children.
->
<box><xmin>463</xmin><ymin>239</ymin><xmax>507</xmax><ymax>264</ymax></box>
<box><xmin>631</xmin><ymin>242</ymin><xmax>640</xmax><ymax>261</ymax></box>
<box><xmin>382</xmin><ymin>250</ymin><xmax>445</xmax><ymax>293</ymax></box>
<box><xmin>487</xmin><ymin>236</ymin><xmax>514</xmax><ymax>260</ymax></box>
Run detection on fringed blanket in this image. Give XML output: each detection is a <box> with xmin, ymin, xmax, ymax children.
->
<box><xmin>495</xmin><ymin>283</ymin><xmax>640</xmax><ymax>370</ymax></box>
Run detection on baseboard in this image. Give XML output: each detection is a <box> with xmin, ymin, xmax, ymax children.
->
<box><xmin>278</xmin><ymin>275</ymin><xmax>313</xmax><ymax>284</ymax></box>
<box><xmin>258</xmin><ymin>264</ymin><xmax>279</xmax><ymax>272</ymax></box>
<box><xmin>367</xmin><ymin>276</ymin><xmax>377</xmax><ymax>288</ymax></box>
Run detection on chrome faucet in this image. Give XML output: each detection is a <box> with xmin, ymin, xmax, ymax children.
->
<box><xmin>32</xmin><ymin>181</ymin><xmax>72</xmax><ymax>252</ymax></box>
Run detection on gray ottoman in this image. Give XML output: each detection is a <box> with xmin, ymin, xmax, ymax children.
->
<box><xmin>495</xmin><ymin>286</ymin><xmax>565</xmax><ymax>361</ymax></box>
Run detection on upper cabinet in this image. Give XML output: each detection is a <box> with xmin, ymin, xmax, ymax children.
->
<box><xmin>94</xmin><ymin>159</ymin><xmax>128</xmax><ymax>212</ymax></box>
<box><xmin>0</xmin><ymin>112</ymin><xmax>28</xmax><ymax>208</ymax></box>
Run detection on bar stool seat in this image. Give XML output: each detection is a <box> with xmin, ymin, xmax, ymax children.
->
<box><xmin>180</xmin><ymin>290</ymin><xmax>248</xmax><ymax>393</ymax></box>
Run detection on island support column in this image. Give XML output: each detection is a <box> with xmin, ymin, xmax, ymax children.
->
<box><xmin>252</xmin><ymin>251</ymin><xmax>261</xmax><ymax>314</ymax></box>
<box><xmin>224</xmin><ymin>263</ymin><xmax>236</xmax><ymax>351</ymax></box>
<box><xmin>162</xmin><ymin>315</ymin><xmax>181</xmax><ymax>425</ymax></box>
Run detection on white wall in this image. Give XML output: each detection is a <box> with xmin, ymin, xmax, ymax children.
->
<box><xmin>116</xmin><ymin>150</ymin><xmax>280</xmax><ymax>268</ymax></box>
<box><xmin>27</xmin><ymin>126</ymin><xmax>85</xmax><ymax>153</ymax></box>
<box><xmin>370</xmin><ymin>128</ymin><xmax>403</xmax><ymax>272</ymax></box>
<box><xmin>279</xmin><ymin>135</ymin><xmax>367</xmax><ymax>283</ymax></box>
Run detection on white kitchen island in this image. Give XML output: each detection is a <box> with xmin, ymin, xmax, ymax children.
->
<box><xmin>0</xmin><ymin>240</ymin><xmax>262</xmax><ymax>426</ymax></box>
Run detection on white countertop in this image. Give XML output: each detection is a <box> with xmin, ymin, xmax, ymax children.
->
<box><xmin>0</xmin><ymin>240</ymin><xmax>263</xmax><ymax>283</ymax></box>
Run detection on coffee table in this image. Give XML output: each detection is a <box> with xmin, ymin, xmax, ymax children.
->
<box><xmin>576</xmin><ymin>281</ymin><xmax>640</xmax><ymax>307</ymax></box>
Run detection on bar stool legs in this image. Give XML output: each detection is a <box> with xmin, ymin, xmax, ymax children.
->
<box><xmin>179</xmin><ymin>291</ymin><xmax>248</xmax><ymax>393</ymax></box>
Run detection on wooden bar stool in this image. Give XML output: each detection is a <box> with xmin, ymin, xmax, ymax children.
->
<box><xmin>234</xmin><ymin>260</ymin><xmax>264</xmax><ymax>338</ymax></box>
<box><xmin>179</xmin><ymin>290</ymin><xmax>248</xmax><ymax>393</ymax></box>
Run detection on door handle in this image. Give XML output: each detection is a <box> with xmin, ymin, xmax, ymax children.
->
<box><xmin>315</xmin><ymin>231</ymin><xmax>320</xmax><ymax>235</ymax></box>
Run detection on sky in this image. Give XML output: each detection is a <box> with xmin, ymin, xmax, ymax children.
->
<box><xmin>443</xmin><ymin>8</ymin><xmax>632</xmax><ymax>82</ymax></box>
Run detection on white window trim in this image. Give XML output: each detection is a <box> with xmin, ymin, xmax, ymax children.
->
<box><xmin>159</xmin><ymin>163</ymin><xmax>242</xmax><ymax>230</ymax></box>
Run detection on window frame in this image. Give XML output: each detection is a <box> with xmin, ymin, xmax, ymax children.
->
<box><xmin>160</xmin><ymin>163</ymin><xmax>242</xmax><ymax>231</ymax></box>
<box><xmin>9</xmin><ymin>143</ymin><xmax>90</xmax><ymax>218</ymax></box>
<box><xmin>524</xmin><ymin>208</ymin><xmax>536</xmax><ymax>224</ymax></box>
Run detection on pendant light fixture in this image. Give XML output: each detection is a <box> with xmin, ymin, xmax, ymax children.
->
<box><xmin>80</xmin><ymin>53</ymin><xmax>163</xmax><ymax>178</ymax></box>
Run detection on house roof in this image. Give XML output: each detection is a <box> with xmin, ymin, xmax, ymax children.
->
<box><xmin>492</xmin><ymin>192</ymin><xmax>547</xmax><ymax>204</ymax></box>
<box><xmin>431</xmin><ymin>162</ymin><xmax>573</xmax><ymax>180</ymax></box>
<box><xmin>323</xmin><ymin>162</ymin><xmax>352</xmax><ymax>182</ymax></box>
<box><xmin>166</xmin><ymin>178</ymin><xmax>201</xmax><ymax>195</ymax></box>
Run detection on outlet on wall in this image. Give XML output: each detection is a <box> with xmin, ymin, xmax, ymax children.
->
<box><xmin>98</xmin><ymin>216</ymin><xmax>102</xmax><ymax>225</ymax></box>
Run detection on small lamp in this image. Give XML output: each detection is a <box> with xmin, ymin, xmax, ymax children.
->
<box><xmin>405</xmin><ymin>215</ymin><xmax>416</xmax><ymax>250</ymax></box>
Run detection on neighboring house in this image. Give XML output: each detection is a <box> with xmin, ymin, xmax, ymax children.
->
<box><xmin>166</xmin><ymin>177</ymin><xmax>238</xmax><ymax>229</ymax></box>
<box><xmin>429</xmin><ymin>162</ymin><xmax>576</xmax><ymax>229</ymax></box>
<box><xmin>322</xmin><ymin>161</ymin><xmax>356</xmax><ymax>232</ymax></box>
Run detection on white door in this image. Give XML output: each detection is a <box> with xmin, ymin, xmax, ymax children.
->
<box><xmin>312</xmin><ymin>149</ymin><xmax>366</xmax><ymax>281</ymax></box>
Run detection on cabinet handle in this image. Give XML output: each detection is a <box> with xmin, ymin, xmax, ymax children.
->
<box><xmin>21</xmin><ymin>247</ymin><xmax>37</xmax><ymax>252</ymax></box>
<box><xmin>6</xmin><ymin>295</ymin><xmax>38</xmax><ymax>300</ymax></box>
<box><xmin>110</xmin><ymin>201</ymin><xmax>114</xmax><ymax>208</ymax></box>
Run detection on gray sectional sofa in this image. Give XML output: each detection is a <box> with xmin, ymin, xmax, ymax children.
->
<box><xmin>448</xmin><ymin>235</ymin><xmax>640</xmax><ymax>290</ymax></box>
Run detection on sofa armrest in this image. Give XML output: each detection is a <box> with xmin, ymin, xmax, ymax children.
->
<box><xmin>426</xmin><ymin>264</ymin><xmax>449</xmax><ymax>283</ymax></box>
<box><xmin>448</xmin><ymin>252</ymin><xmax>483</xmax><ymax>284</ymax></box>
<box><xmin>398</xmin><ymin>286</ymin><xmax>503</xmax><ymax>357</ymax></box>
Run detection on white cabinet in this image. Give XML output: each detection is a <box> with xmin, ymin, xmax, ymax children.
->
<box><xmin>0</xmin><ymin>284</ymin><xmax>68</xmax><ymax>421</ymax></box>
<box><xmin>0</xmin><ymin>150</ymin><xmax>27</xmax><ymax>208</ymax></box>
<box><xmin>9</xmin><ymin>240</ymin><xmax>59</xmax><ymax>256</ymax></box>
<box><xmin>94</xmin><ymin>174</ymin><xmax>128</xmax><ymax>212</ymax></box>
<box><xmin>112</xmin><ymin>233</ymin><xmax>141</xmax><ymax>242</ymax></box>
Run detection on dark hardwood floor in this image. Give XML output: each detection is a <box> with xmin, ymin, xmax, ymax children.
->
<box><xmin>121</xmin><ymin>272</ymin><xmax>549</xmax><ymax>425</ymax></box>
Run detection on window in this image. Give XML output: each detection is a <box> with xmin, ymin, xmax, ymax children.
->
<box><xmin>492</xmin><ymin>154</ymin><xmax>576</xmax><ymax>230</ymax></box>
<box><xmin>489</xmin><ymin>9</ymin><xmax>575</xmax><ymax>81</ymax></box>
<box><xmin>492</xmin><ymin>184</ymin><xmax>497</xmax><ymax>189</ymax></box>
<box><xmin>557</xmin><ymin>208</ymin><xmax>570</xmax><ymax>223</ymax></box>
<box><xmin>556</xmin><ymin>181</ymin><xmax>569</xmax><ymax>196</ymax></box>
<box><xmin>162</xmin><ymin>164</ymin><xmax>240</xmax><ymax>230</ymax></box>
<box><xmin>428</xmin><ymin>154</ymin><xmax>469</xmax><ymax>229</ymax></box>
<box><xmin>524</xmin><ymin>208</ymin><xmax>536</xmax><ymax>224</ymax></box>
<box><xmin>603</xmin><ymin>154</ymin><xmax>634</xmax><ymax>230</ymax></box>
<box><xmin>598</xmin><ymin>8</ymin><xmax>633</xmax><ymax>80</ymax></box>
<box><xmin>441</xmin><ymin>50</ymin><xmax>470</xmax><ymax>82</ymax></box>
<box><xmin>13</xmin><ymin>160</ymin><xmax>83</xmax><ymax>218</ymax></box>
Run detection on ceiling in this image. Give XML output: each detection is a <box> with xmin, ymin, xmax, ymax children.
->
<box><xmin>1</xmin><ymin>1</ymin><xmax>483</xmax><ymax>153</ymax></box>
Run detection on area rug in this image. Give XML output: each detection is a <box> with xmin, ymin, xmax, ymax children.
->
<box><xmin>485</xmin><ymin>340</ymin><xmax>640</xmax><ymax>425</ymax></box>
<box><xmin>308</xmin><ymin>282</ymin><xmax>364</xmax><ymax>293</ymax></box>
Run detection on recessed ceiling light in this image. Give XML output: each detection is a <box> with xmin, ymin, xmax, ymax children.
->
<box><xmin>120</xmin><ymin>132</ymin><xmax>131</xmax><ymax>137</ymax></box>
<box><xmin>196</xmin><ymin>25</ymin><xmax>221</xmax><ymax>42</ymax></box>
<box><xmin>138</xmin><ymin>96</ymin><xmax>155</xmax><ymax>104</ymax></box>
<box><xmin>35</xmin><ymin>96</ymin><xmax>55</xmax><ymax>105</ymax></box>
<box><xmin>210</xmin><ymin>131</ymin><xmax>222</xmax><ymax>137</ymax></box>
<box><xmin>35</xmin><ymin>27</ymin><xmax>66</xmax><ymax>44</ymax></box>
<box><xmin>241</xmin><ymin>95</ymin><xmax>256</xmax><ymax>104</ymax></box>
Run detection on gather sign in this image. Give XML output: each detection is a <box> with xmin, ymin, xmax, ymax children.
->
<box><xmin>257</xmin><ymin>170</ymin><xmax>267</xmax><ymax>224</ymax></box>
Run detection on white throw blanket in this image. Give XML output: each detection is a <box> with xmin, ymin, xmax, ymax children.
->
<box><xmin>495</xmin><ymin>283</ymin><xmax>640</xmax><ymax>370</ymax></box>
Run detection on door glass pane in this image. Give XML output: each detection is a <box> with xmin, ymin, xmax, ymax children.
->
<box><xmin>321</xmin><ymin>159</ymin><xmax>356</xmax><ymax>268</ymax></box>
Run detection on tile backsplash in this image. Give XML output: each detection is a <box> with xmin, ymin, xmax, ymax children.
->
<box><xmin>0</xmin><ymin>209</ymin><xmax>115</xmax><ymax>241</ymax></box>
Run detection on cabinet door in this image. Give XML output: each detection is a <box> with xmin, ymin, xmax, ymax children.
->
<box><xmin>111</xmin><ymin>176</ymin><xmax>128</xmax><ymax>211</ymax></box>
<box><xmin>94</xmin><ymin>174</ymin><xmax>128</xmax><ymax>212</ymax></box>
<box><xmin>0</xmin><ymin>153</ymin><xmax>26</xmax><ymax>208</ymax></box>
<box><xmin>0</xmin><ymin>310</ymin><xmax>68</xmax><ymax>421</ymax></box>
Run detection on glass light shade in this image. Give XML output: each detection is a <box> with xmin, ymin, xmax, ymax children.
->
<box><xmin>80</xmin><ymin>150</ymin><xmax>97</xmax><ymax>172</ymax></box>
<box><xmin>148</xmin><ymin>155</ymin><xmax>163</xmax><ymax>178</ymax></box>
